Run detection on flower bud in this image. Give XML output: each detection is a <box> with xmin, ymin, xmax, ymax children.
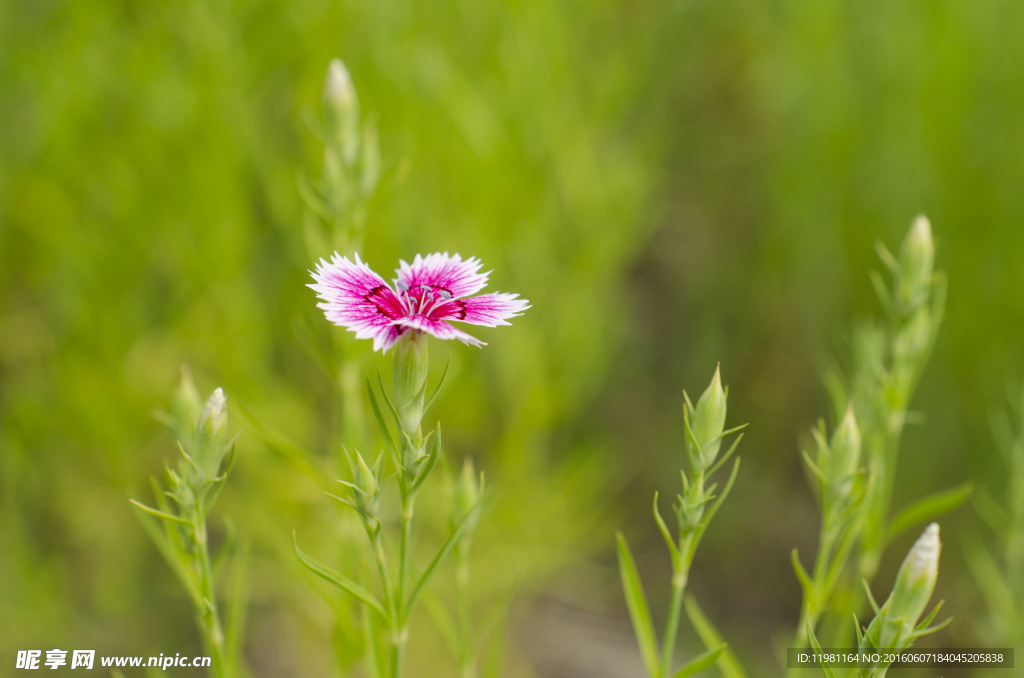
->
<box><xmin>823</xmin><ymin>404</ymin><xmax>861</xmax><ymax>508</ymax></box>
<box><xmin>875</xmin><ymin>523</ymin><xmax>942</xmax><ymax>649</ymax></box>
<box><xmin>897</xmin><ymin>215</ymin><xmax>934</xmax><ymax>313</ymax></box>
<box><xmin>352</xmin><ymin>450</ymin><xmax>381</xmax><ymax>521</ymax></box>
<box><xmin>688</xmin><ymin>365</ymin><xmax>728</xmax><ymax>472</ymax></box>
<box><xmin>170</xmin><ymin>368</ymin><xmax>203</xmax><ymax>444</ymax></box>
<box><xmin>451</xmin><ymin>459</ymin><xmax>483</xmax><ymax>535</ymax></box>
<box><xmin>323</xmin><ymin>58</ymin><xmax>360</xmax><ymax>165</ymax></box>
<box><xmin>193</xmin><ymin>387</ymin><xmax>231</xmax><ymax>481</ymax></box>
<box><xmin>199</xmin><ymin>388</ymin><xmax>228</xmax><ymax>440</ymax></box>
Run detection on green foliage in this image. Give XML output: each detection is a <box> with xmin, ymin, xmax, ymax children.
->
<box><xmin>4</xmin><ymin>1</ymin><xmax>1024</xmax><ymax>676</ymax></box>
<box><xmin>618</xmin><ymin>368</ymin><xmax>744</xmax><ymax>678</ymax></box>
<box><xmin>966</xmin><ymin>385</ymin><xmax>1024</xmax><ymax>644</ymax></box>
<box><xmin>131</xmin><ymin>378</ymin><xmax>243</xmax><ymax>677</ymax></box>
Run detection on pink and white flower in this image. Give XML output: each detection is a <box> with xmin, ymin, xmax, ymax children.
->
<box><xmin>310</xmin><ymin>252</ymin><xmax>530</xmax><ymax>352</ymax></box>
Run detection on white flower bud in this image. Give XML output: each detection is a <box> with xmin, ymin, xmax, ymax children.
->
<box><xmin>200</xmin><ymin>387</ymin><xmax>228</xmax><ymax>439</ymax></box>
<box><xmin>325</xmin><ymin>59</ymin><xmax>355</xmax><ymax>111</ymax></box>
<box><xmin>193</xmin><ymin>387</ymin><xmax>231</xmax><ymax>482</ymax></box>
<box><xmin>876</xmin><ymin>523</ymin><xmax>942</xmax><ymax>649</ymax></box>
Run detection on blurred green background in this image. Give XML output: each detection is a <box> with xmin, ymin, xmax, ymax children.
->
<box><xmin>2</xmin><ymin>0</ymin><xmax>1022</xmax><ymax>675</ymax></box>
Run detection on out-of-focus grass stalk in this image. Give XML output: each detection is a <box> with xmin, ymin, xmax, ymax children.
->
<box><xmin>618</xmin><ymin>366</ymin><xmax>745</xmax><ymax>678</ymax></box>
<box><xmin>966</xmin><ymin>383</ymin><xmax>1024</xmax><ymax>643</ymax></box>
<box><xmin>790</xmin><ymin>217</ymin><xmax>973</xmax><ymax>671</ymax></box>
<box><xmin>791</xmin><ymin>407</ymin><xmax>863</xmax><ymax>651</ymax></box>
<box><xmin>846</xmin><ymin>217</ymin><xmax>948</xmax><ymax>584</ymax></box>
<box><xmin>449</xmin><ymin>460</ymin><xmax>485</xmax><ymax>678</ymax></box>
<box><xmin>301</xmin><ymin>58</ymin><xmax>381</xmax><ymax>449</ymax></box>
<box><xmin>130</xmin><ymin>374</ymin><xmax>243</xmax><ymax>678</ymax></box>
<box><xmin>302</xmin><ymin>58</ymin><xmax>379</xmax><ymax>261</ymax></box>
<box><xmin>794</xmin><ymin>217</ymin><xmax>970</xmax><ymax>652</ymax></box>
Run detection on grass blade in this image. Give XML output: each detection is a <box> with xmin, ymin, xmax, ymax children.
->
<box><xmin>886</xmin><ymin>482</ymin><xmax>973</xmax><ymax>545</ymax></box>
<box><xmin>672</xmin><ymin>643</ymin><xmax>726</xmax><ymax>678</ymax></box>
<box><xmin>683</xmin><ymin>594</ymin><xmax>747</xmax><ymax>678</ymax></box>
<box><xmin>293</xmin><ymin>532</ymin><xmax>386</xmax><ymax>619</ymax></box>
<box><xmin>406</xmin><ymin>498</ymin><xmax>483</xmax><ymax>615</ymax></box>
<box><xmin>615</xmin><ymin>533</ymin><xmax>659</xmax><ymax>676</ymax></box>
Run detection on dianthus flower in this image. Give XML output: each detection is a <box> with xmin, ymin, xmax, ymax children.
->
<box><xmin>310</xmin><ymin>252</ymin><xmax>529</xmax><ymax>352</ymax></box>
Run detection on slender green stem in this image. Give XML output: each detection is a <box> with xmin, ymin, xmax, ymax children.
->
<box><xmin>794</xmin><ymin>518</ymin><xmax>837</xmax><ymax>648</ymax></box>
<box><xmin>363</xmin><ymin>605</ymin><xmax>384</xmax><ymax>678</ymax></box>
<box><xmin>369</xmin><ymin>528</ymin><xmax>395</xmax><ymax>621</ymax></box>
<box><xmin>661</xmin><ymin>501</ymin><xmax>698</xmax><ymax>678</ymax></box>
<box><xmin>660</xmin><ymin>572</ymin><xmax>687</xmax><ymax>678</ymax></box>
<box><xmin>391</xmin><ymin>489</ymin><xmax>415</xmax><ymax>678</ymax></box>
<box><xmin>456</xmin><ymin>541</ymin><xmax>474</xmax><ymax>678</ymax></box>
<box><xmin>339</xmin><ymin>356</ymin><xmax>367</xmax><ymax>449</ymax></box>
<box><xmin>193</xmin><ymin>505</ymin><xmax>228</xmax><ymax>678</ymax></box>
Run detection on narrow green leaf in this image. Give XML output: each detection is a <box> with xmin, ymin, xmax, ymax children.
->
<box><xmin>323</xmin><ymin>492</ymin><xmax>372</xmax><ymax>520</ymax></box>
<box><xmin>801</xmin><ymin>448</ymin><xmax>826</xmax><ymax>485</ymax></box>
<box><xmin>652</xmin><ymin>492</ymin><xmax>680</xmax><ymax>567</ymax></box>
<box><xmin>672</xmin><ymin>643</ymin><xmax>726</xmax><ymax>678</ymax></box>
<box><xmin>176</xmin><ymin>441</ymin><xmax>202</xmax><ymax>476</ymax></box>
<box><xmin>406</xmin><ymin>498</ymin><xmax>484</xmax><ymax>615</ymax></box>
<box><xmin>235</xmin><ymin>402</ymin><xmax>320</xmax><ymax>480</ymax></box>
<box><xmin>424</xmin><ymin>353</ymin><xmax>452</xmax><ymax>414</ymax></box>
<box><xmin>972</xmin><ymin>489</ymin><xmax>1010</xmax><ymax>534</ymax></box>
<box><xmin>683</xmin><ymin>595</ymin><xmax>747</xmax><ymax>678</ymax></box>
<box><xmin>131</xmin><ymin>508</ymin><xmax>202</xmax><ymax>607</ymax></box>
<box><xmin>420</xmin><ymin>589</ymin><xmax>459</xmax><ymax>655</ymax></box>
<box><xmin>361</xmin><ymin>603</ymin><xmax>385</xmax><ymax>678</ymax></box>
<box><xmin>615</xmin><ymin>533</ymin><xmax>659</xmax><ymax>677</ymax></box>
<box><xmin>874</xmin><ymin>240</ymin><xmax>899</xmax><ymax>274</ymax></box>
<box><xmin>375</xmin><ymin>370</ymin><xmax>404</xmax><ymax>432</ymax></box>
<box><xmin>964</xmin><ymin>539</ymin><xmax>1017</xmax><ymax>625</ymax></box>
<box><xmin>915</xmin><ymin>600</ymin><xmax>945</xmax><ymax>632</ymax></box>
<box><xmin>682</xmin><ymin>416</ymin><xmax>703</xmax><ymax>467</ymax></box>
<box><xmin>707</xmin><ymin>429</ymin><xmax>746</xmax><ymax>477</ymax></box>
<box><xmin>225</xmin><ymin>538</ymin><xmax>250</xmax><ymax>677</ymax></box>
<box><xmin>861</xmin><ymin>580</ymin><xmax>880</xmax><ymax>616</ymax></box>
<box><xmin>868</xmin><ymin>270</ymin><xmax>893</xmax><ymax>319</ymax></box>
<box><xmin>293</xmin><ymin>533</ymin><xmax>386</xmax><ymax>619</ymax></box>
<box><xmin>365</xmin><ymin>377</ymin><xmax>398</xmax><ymax>455</ymax></box>
<box><xmin>791</xmin><ymin>549</ymin><xmax>814</xmax><ymax>601</ymax></box>
<box><xmin>694</xmin><ymin>458</ymin><xmax>741</xmax><ymax>549</ymax></box>
<box><xmin>823</xmin><ymin>518</ymin><xmax>860</xmax><ymax>597</ymax></box>
<box><xmin>472</xmin><ymin>578</ymin><xmax>520</xmax><ymax>658</ymax></box>
<box><xmin>804</xmin><ymin>614</ymin><xmax>837</xmax><ymax>678</ymax></box>
<box><xmin>908</xmin><ymin>602</ymin><xmax>952</xmax><ymax>641</ymax></box>
<box><xmin>886</xmin><ymin>482</ymin><xmax>973</xmax><ymax>545</ymax></box>
<box><xmin>130</xmin><ymin>499</ymin><xmax>191</xmax><ymax>525</ymax></box>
